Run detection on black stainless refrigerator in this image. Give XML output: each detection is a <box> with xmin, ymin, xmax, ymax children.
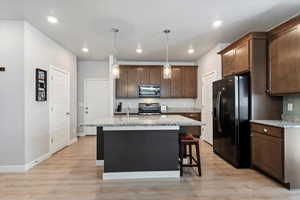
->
<box><xmin>213</xmin><ymin>74</ymin><xmax>250</xmax><ymax>168</ymax></box>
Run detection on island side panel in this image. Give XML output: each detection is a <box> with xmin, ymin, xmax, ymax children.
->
<box><xmin>97</xmin><ymin>127</ymin><xmax>104</xmax><ymax>161</ymax></box>
<box><xmin>104</xmin><ymin>130</ymin><xmax>179</xmax><ymax>173</ymax></box>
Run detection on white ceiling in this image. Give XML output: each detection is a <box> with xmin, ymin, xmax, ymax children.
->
<box><xmin>1</xmin><ymin>0</ymin><xmax>300</xmax><ymax>61</ymax></box>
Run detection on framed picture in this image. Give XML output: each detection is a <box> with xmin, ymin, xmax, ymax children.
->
<box><xmin>36</xmin><ymin>68</ymin><xmax>47</xmax><ymax>101</ymax></box>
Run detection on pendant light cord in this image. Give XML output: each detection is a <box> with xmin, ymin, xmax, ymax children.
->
<box><xmin>112</xmin><ymin>28</ymin><xmax>119</xmax><ymax>57</ymax></box>
<box><xmin>166</xmin><ymin>33</ymin><xmax>169</xmax><ymax>64</ymax></box>
<box><xmin>164</xmin><ymin>29</ymin><xmax>170</xmax><ymax>65</ymax></box>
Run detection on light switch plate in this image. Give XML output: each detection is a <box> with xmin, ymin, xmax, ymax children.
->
<box><xmin>288</xmin><ymin>103</ymin><xmax>294</xmax><ymax>112</ymax></box>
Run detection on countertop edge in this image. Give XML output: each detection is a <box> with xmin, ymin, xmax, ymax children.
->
<box><xmin>250</xmin><ymin>120</ymin><xmax>300</xmax><ymax>128</ymax></box>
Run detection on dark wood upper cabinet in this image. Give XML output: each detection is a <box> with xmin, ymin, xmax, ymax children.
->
<box><xmin>218</xmin><ymin>32</ymin><xmax>283</xmax><ymax>120</ymax></box>
<box><xmin>149</xmin><ymin>67</ymin><xmax>161</xmax><ymax>85</ymax></box>
<box><xmin>220</xmin><ymin>39</ymin><xmax>250</xmax><ymax>77</ymax></box>
<box><xmin>235</xmin><ymin>41</ymin><xmax>250</xmax><ymax>73</ymax></box>
<box><xmin>269</xmin><ymin>24</ymin><xmax>300</xmax><ymax>95</ymax></box>
<box><xmin>171</xmin><ymin>67</ymin><xmax>183</xmax><ymax>98</ymax></box>
<box><xmin>116</xmin><ymin>67</ymin><xmax>128</xmax><ymax>98</ymax></box>
<box><xmin>127</xmin><ymin>67</ymin><xmax>139</xmax><ymax>98</ymax></box>
<box><xmin>161</xmin><ymin>76</ymin><xmax>171</xmax><ymax>98</ymax></box>
<box><xmin>116</xmin><ymin>65</ymin><xmax>198</xmax><ymax>98</ymax></box>
<box><xmin>137</xmin><ymin>66</ymin><xmax>149</xmax><ymax>85</ymax></box>
<box><xmin>183</xmin><ymin>66</ymin><xmax>197</xmax><ymax>98</ymax></box>
<box><xmin>222</xmin><ymin>49</ymin><xmax>236</xmax><ymax>77</ymax></box>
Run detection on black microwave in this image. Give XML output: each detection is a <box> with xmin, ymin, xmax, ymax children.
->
<box><xmin>138</xmin><ymin>85</ymin><xmax>161</xmax><ymax>98</ymax></box>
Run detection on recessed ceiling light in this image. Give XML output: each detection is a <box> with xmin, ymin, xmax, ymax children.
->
<box><xmin>188</xmin><ymin>48</ymin><xmax>195</xmax><ymax>54</ymax></box>
<box><xmin>82</xmin><ymin>48</ymin><xmax>89</xmax><ymax>52</ymax></box>
<box><xmin>213</xmin><ymin>20</ymin><xmax>223</xmax><ymax>28</ymax></box>
<box><xmin>136</xmin><ymin>48</ymin><xmax>143</xmax><ymax>54</ymax></box>
<box><xmin>47</xmin><ymin>16</ymin><xmax>58</xmax><ymax>24</ymax></box>
<box><xmin>136</xmin><ymin>44</ymin><xmax>143</xmax><ymax>54</ymax></box>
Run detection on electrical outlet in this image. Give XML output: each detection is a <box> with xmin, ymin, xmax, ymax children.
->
<box><xmin>0</xmin><ymin>65</ymin><xmax>5</xmax><ymax>71</ymax></box>
<box><xmin>288</xmin><ymin>103</ymin><xmax>294</xmax><ymax>112</ymax></box>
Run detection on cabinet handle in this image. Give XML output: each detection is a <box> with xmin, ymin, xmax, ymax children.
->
<box><xmin>263</xmin><ymin>128</ymin><xmax>268</xmax><ymax>133</ymax></box>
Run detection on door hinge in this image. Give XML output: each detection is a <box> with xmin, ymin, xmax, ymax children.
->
<box><xmin>51</xmin><ymin>138</ymin><xmax>53</xmax><ymax>143</ymax></box>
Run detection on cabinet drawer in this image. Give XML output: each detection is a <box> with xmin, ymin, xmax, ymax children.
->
<box><xmin>251</xmin><ymin>123</ymin><xmax>283</xmax><ymax>138</ymax></box>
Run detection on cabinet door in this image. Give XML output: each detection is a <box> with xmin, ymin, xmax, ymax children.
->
<box><xmin>222</xmin><ymin>50</ymin><xmax>236</xmax><ymax>77</ymax></box>
<box><xmin>235</xmin><ymin>41</ymin><xmax>250</xmax><ymax>73</ymax></box>
<box><xmin>251</xmin><ymin>132</ymin><xmax>283</xmax><ymax>181</ymax></box>
<box><xmin>171</xmin><ymin>67</ymin><xmax>183</xmax><ymax>97</ymax></box>
<box><xmin>183</xmin><ymin>67</ymin><xmax>197</xmax><ymax>98</ymax></box>
<box><xmin>269</xmin><ymin>27</ymin><xmax>300</xmax><ymax>94</ymax></box>
<box><xmin>127</xmin><ymin>67</ymin><xmax>139</xmax><ymax>98</ymax></box>
<box><xmin>161</xmin><ymin>77</ymin><xmax>171</xmax><ymax>98</ymax></box>
<box><xmin>136</xmin><ymin>66</ymin><xmax>149</xmax><ymax>85</ymax></box>
<box><xmin>149</xmin><ymin>67</ymin><xmax>162</xmax><ymax>85</ymax></box>
<box><xmin>116</xmin><ymin>67</ymin><xmax>128</xmax><ymax>98</ymax></box>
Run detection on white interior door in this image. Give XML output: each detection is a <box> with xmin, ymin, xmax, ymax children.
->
<box><xmin>50</xmin><ymin>66</ymin><xmax>70</xmax><ymax>154</ymax></box>
<box><xmin>84</xmin><ymin>79</ymin><xmax>110</xmax><ymax>135</ymax></box>
<box><xmin>201</xmin><ymin>72</ymin><xmax>217</xmax><ymax>145</ymax></box>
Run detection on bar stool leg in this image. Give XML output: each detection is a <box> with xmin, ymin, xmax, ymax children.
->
<box><xmin>189</xmin><ymin>144</ymin><xmax>193</xmax><ymax>165</ymax></box>
<box><xmin>195</xmin><ymin>142</ymin><xmax>202</xmax><ymax>176</ymax></box>
<box><xmin>180</xmin><ymin>143</ymin><xmax>184</xmax><ymax>176</ymax></box>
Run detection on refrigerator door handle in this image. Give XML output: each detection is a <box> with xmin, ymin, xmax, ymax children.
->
<box><xmin>216</xmin><ymin>91</ymin><xmax>222</xmax><ymax>133</ymax></box>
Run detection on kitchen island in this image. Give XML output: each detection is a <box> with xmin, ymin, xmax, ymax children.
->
<box><xmin>82</xmin><ymin>115</ymin><xmax>204</xmax><ymax>180</ymax></box>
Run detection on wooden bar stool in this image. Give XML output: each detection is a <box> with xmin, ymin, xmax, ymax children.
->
<box><xmin>179</xmin><ymin>133</ymin><xmax>202</xmax><ymax>176</ymax></box>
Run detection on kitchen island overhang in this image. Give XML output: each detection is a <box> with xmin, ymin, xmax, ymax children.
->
<box><xmin>82</xmin><ymin>115</ymin><xmax>205</xmax><ymax>180</ymax></box>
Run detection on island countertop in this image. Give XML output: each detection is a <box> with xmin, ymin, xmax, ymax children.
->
<box><xmin>81</xmin><ymin>115</ymin><xmax>205</xmax><ymax>127</ymax></box>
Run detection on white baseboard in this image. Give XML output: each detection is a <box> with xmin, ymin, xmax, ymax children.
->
<box><xmin>25</xmin><ymin>152</ymin><xmax>51</xmax><ymax>171</ymax></box>
<box><xmin>78</xmin><ymin>132</ymin><xmax>86</xmax><ymax>137</ymax></box>
<box><xmin>0</xmin><ymin>152</ymin><xmax>51</xmax><ymax>173</ymax></box>
<box><xmin>0</xmin><ymin>165</ymin><xmax>26</xmax><ymax>173</ymax></box>
<box><xmin>70</xmin><ymin>137</ymin><xmax>78</xmax><ymax>145</ymax></box>
<box><xmin>96</xmin><ymin>160</ymin><xmax>104</xmax><ymax>166</ymax></box>
<box><xmin>103</xmin><ymin>171</ymin><xmax>180</xmax><ymax>180</ymax></box>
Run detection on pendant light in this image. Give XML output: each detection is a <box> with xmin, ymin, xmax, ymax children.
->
<box><xmin>163</xmin><ymin>29</ymin><xmax>171</xmax><ymax>79</ymax></box>
<box><xmin>112</xmin><ymin>28</ymin><xmax>120</xmax><ymax>79</ymax></box>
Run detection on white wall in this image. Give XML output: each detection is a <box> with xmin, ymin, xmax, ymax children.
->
<box><xmin>0</xmin><ymin>21</ymin><xmax>25</xmax><ymax>166</ymax></box>
<box><xmin>77</xmin><ymin>61</ymin><xmax>109</xmax><ymax>133</ymax></box>
<box><xmin>195</xmin><ymin>44</ymin><xmax>228</xmax><ymax>108</ymax></box>
<box><xmin>0</xmin><ymin>20</ymin><xmax>77</xmax><ymax>169</ymax></box>
<box><xmin>24</xmin><ymin>22</ymin><xmax>77</xmax><ymax>163</ymax></box>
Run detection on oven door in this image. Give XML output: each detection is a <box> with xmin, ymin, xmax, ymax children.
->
<box><xmin>139</xmin><ymin>85</ymin><xmax>161</xmax><ymax>98</ymax></box>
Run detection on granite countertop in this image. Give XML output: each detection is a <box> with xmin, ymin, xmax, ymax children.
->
<box><xmin>114</xmin><ymin>107</ymin><xmax>201</xmax><ymax>115</ymax></box>
<box><xmin>250</xmin><ymin>120</ymin><xmax>300</xmax><ymax>128</ymax></box>
<box><xmin>81</xmin><ymin>115</ymin><xmax>205</xmax><ymax>127</ymax></box>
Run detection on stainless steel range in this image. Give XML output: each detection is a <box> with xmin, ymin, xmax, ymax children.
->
<box><xmin>138</xmin><ymin>103</ymin><xmax>161</xmax><ymax>115</ymax></box>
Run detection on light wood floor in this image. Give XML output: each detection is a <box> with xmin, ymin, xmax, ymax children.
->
<box><xmin>1</xmin><ymin>136</ymin><xmax>300</xmax><ymax>200</ymax></box>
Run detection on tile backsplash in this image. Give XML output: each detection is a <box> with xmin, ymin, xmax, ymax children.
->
<box><xmin>282</xmin><ymin>96</ymin><xmax>300</xmax><ymax>121</ymax></box>
<box><xmin>115</xmin><ymin>98</ymin><xmax>197</xmax><ymax>109</ymax></box>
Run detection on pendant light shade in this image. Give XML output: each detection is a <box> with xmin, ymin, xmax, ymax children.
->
<box><xmin>112</xmin><ymin>61</ymin><xmax>120</xmax><ymax>79</ymax></box>
<box><xmin>111</xmin><ymin>28</ymin><xmax>120</xmax><ymax>79</ymax></box>
<box><xmin>163</xmin><ymin>29</ymin><xmax>171</xmax><ymax>79</ymax></box>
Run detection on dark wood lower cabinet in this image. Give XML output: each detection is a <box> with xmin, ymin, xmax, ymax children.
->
<box><xmin>251</xmin><ymin>123</ymin><xmax>284</xmax><ymax>183</ymax></box>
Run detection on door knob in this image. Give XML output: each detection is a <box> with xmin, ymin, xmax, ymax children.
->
<box><xmin>85</xmin><ymin>107</ymin><xmax>88</xmax><ymax>110</ymax></box>
<box><xmin>85</xmin><ymin>111</ymin><xmax>88</xmax><ymax>114</ymax></box>
<box><xmin>66</xmin><ymin>112</ymin><xmax>70</xmax><ymax>115</ymax></box>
